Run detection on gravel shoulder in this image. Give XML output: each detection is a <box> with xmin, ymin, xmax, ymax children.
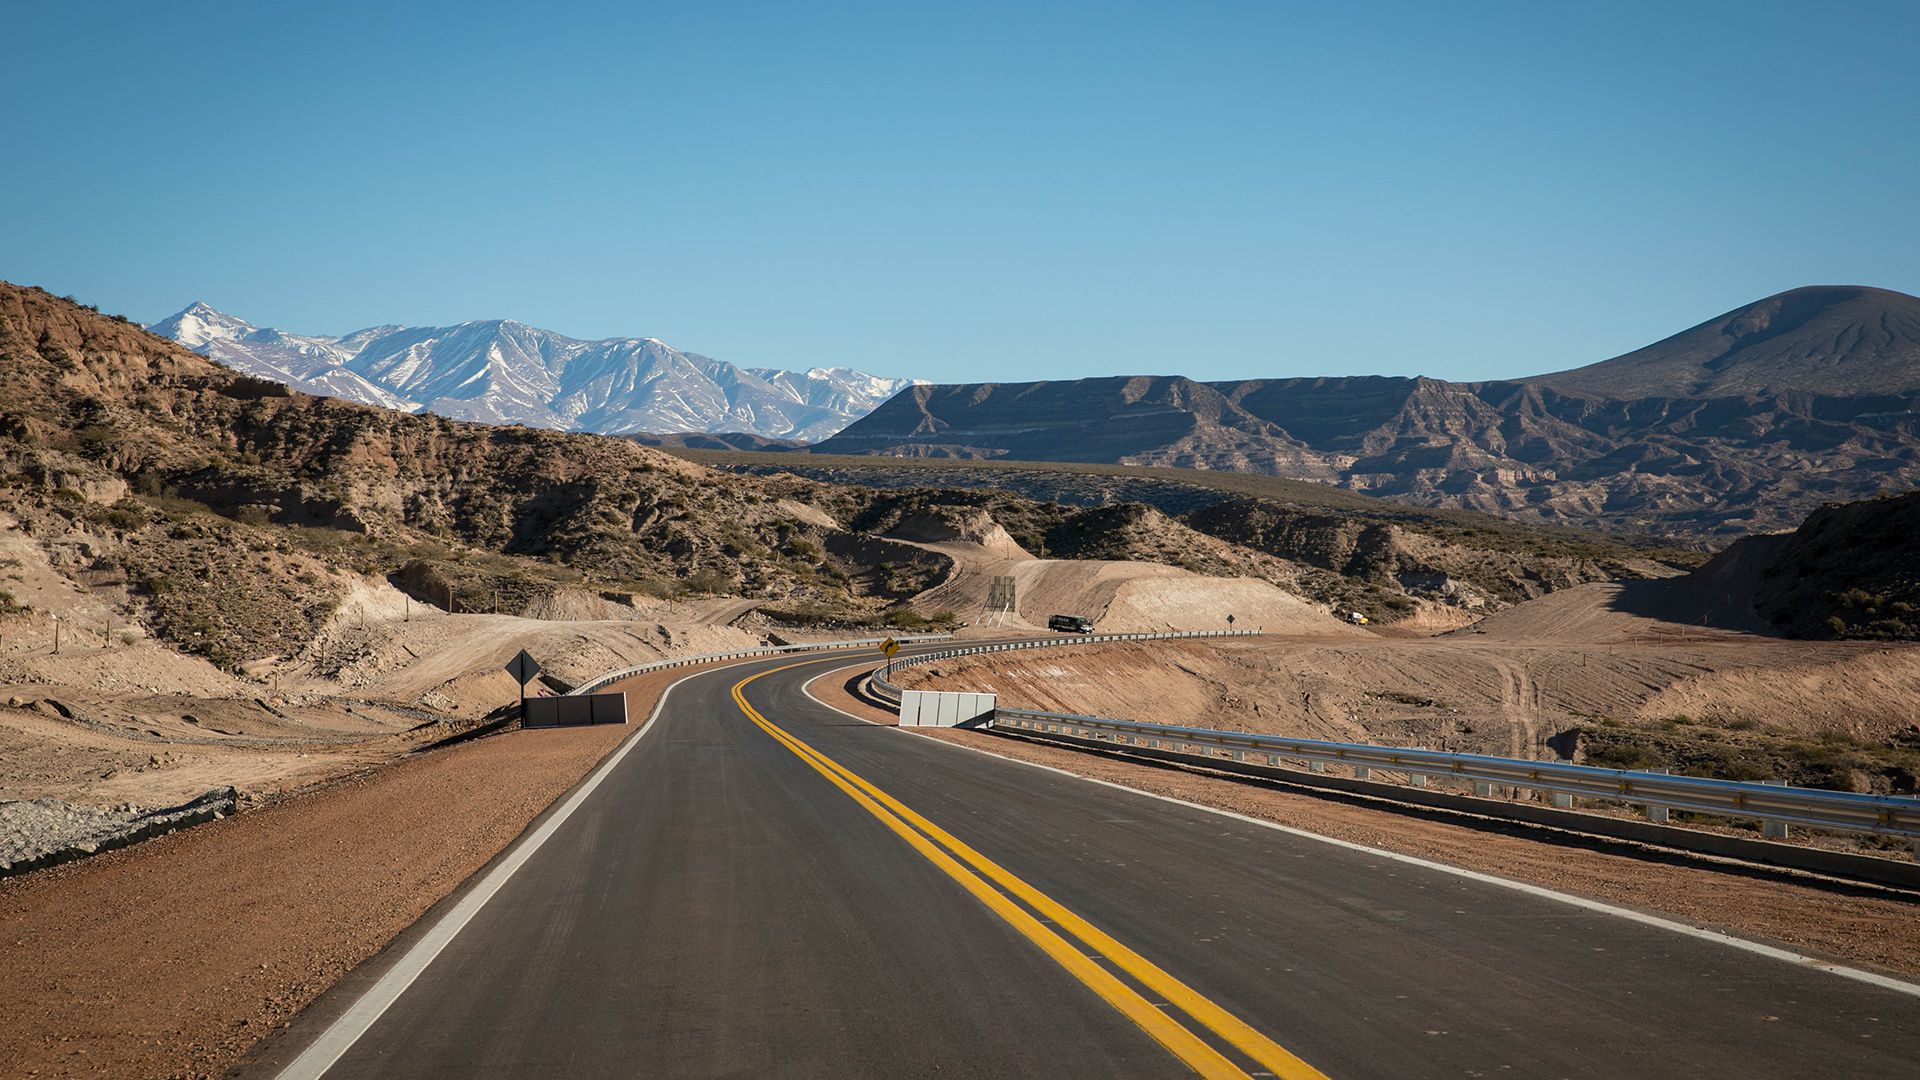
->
<box><xmin>0</xmin><ymin>664</ymin><xmax>694</xmax><ymax>1080</ymax></box>
<box><xmin>809</xmin><ymin>660</ymin><xmax>1920</xmax><ymax>980</ymax></box>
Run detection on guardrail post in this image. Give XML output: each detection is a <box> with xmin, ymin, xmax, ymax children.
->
<box><xmin>1761</xmin><ymin>780</ymin><xmax>1790</xmax><ymax>839</ymax></box>
<box><xmin>1353</xmin><ymin>766</ymin><xmax>1370</xmax><ymax>780</ymax></box>
<box><xmin>1472</xmin><ymin>780</ymin><xmax>1493</xmax><ymax>798</ymax></box>
<box><xmin>1308</xmin><ymin>761</ymin><xmax>1325</xmax><ymax>774</ymax></box>
<box><xmin>1550</xmin><ymin>792</ymin><xmax>1573</xmax><ymax>809</ymax></box>
<box><xmin>1645</xmin><ymin>768</ymin><xmax>1671</xmax><ymax>823</ymax></box>
<box><xmin>1409</xmin><ymin>773</ymin><xmax>1428</xmax><ymax>788</ymax></box>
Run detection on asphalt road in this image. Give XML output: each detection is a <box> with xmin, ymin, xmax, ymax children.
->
<box><xmin>256</xmin><ymin>644</ymin><xmax>1920</xmax><ymax>1079</ymax></box>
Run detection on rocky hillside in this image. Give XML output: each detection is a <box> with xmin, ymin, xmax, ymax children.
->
<box><xmin>814</xmin><ymin>286</ymin><xmax>1920</xmax><ymax>538</ymax></box>
<box><xmin>1734</xmin><ymin>490</ymin><xmax>1920</xmax><ymax>641</ymax></box>
<box><xmin>0</xmin><ymin>285</ymin><xmax>982</xmax><ymax>666</ymax></box>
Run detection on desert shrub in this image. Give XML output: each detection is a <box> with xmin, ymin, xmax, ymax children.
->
<box><xmin>90</xmin><ymin>504</ymin><xmax>148</xmax><ymax>531</ymax></box>
<box><xmin>883</xmin><ymin>608</ymin><xmax>957</xmax><ymax>630</ymax></box>
<box><xmin>0</xmin><ymin>589</ymin><xmax>25</xmax><ymax>615</ymax></box>
<box><xmin>1584</xmin><ymin>743</ymin><xmax>1662</xmax><ymax>771</ymax></box>
<box><xmin>682</xmin><ymin>568</ymin><xmax>733</xmax><ymax>595</ymax></box>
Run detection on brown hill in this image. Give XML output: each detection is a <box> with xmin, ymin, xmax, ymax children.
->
<box><xmin>1527</xmin><ymin>285</ymin><xmax>1920</xmax><ymax>398</ymax></box>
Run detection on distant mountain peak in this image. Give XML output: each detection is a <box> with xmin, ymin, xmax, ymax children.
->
<box><xmin>147</xmin><ymin>304</ymin><xmax>915</xmax><ymax>440</ymax></box>
<box><xmin>148</xmin><ymin>301</ymin><xmax>254</xmax><ymax>348</ymax></box>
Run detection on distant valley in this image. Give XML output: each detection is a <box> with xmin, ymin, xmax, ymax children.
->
<box><xmin>150</xmin><ymin>302</ymin><xmax>916</xmax><ymax>440</ymax></box>
<box><xmin>153</xmin><ymin>286</ymin><xmax>1920</xmax><ymax>540</ymax></box>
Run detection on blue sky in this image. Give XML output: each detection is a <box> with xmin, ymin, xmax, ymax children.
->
<box><xmin>4</xmin><ymin>1</ymin><xmax>1916</xmax><ymax>383</ymax></box>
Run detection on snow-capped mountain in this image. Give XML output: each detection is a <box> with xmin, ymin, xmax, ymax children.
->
<box><xmin>147</xmin><ymin>303</ymin><xmax>919</xmax><ymax>440</ymax></box>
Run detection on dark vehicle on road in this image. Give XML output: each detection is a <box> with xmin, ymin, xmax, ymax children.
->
<box><xmin>1048</xmin><ymin>614</ymin><xmax>1094</xmax><ymax>634</ymax></box>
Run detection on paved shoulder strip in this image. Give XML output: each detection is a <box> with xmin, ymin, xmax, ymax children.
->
<box><xmin>274</xmin><ymin>675</ymin><xmax>687</xmax><ymax>1080</ymax></box>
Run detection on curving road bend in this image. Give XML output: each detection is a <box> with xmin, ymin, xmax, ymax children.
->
<box><xmin>249</xmin><ymin>643</ymin><xmax>1920</xmax><ymax>1079</ymax></box>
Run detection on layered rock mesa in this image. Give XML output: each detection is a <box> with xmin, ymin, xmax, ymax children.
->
<box><xmin>815</xmin><ymin>286</ymin><xmax>1920</xmax><ymax>537</ymax></box>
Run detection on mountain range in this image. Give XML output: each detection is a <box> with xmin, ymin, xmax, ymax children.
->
<box><xmin>148</xmin><ymin>303</ymin><xmax>916</xmax><ymax>440</ymax></box>
<box><xmin>814</xmin><ymin>286</ymin><xmax>1920</xmax><ymax>537</ymax></box>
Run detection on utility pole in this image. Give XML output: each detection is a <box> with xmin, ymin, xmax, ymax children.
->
<box><xmin>52</xmin><ymin>615</ymin><xmax>61</xmax><ymax>655</ymax></box>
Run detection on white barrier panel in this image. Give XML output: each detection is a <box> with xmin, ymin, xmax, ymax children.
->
<box><xmin>899</xmin><ymin>690</ymin><xmax>995</xmax><ymax>728</ymax></box>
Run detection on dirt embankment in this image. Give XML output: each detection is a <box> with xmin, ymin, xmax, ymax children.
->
<box><xmin>903</xmin><ymin>535</ymin><xmax>1366</xmax><ymax>637</ymax></box>
<box><xmin>0</xmin><ymin>663</ymin><xmax>698</xmax><ymax>1080</ymax></box>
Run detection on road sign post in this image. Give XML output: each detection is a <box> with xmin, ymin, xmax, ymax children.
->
<box><xmin>880</xmin><ymin>636</ymin><xmax>899</xmax><ymax>679</ymax></box>
<box><xmin>987</xmin><ymin>576</ymin><xmax>1016</xmax><ymax>626</ymax></box>
<box><xmin>505</xmin><ymin>649</ymin><xmax>541</xmax><ymax>722</ymax></box>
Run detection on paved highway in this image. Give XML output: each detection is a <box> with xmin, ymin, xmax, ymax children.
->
<box><xmin>256</xmin><ymin>643</ymin><xmax>1920</xmax><ymax>1079</ymax></box>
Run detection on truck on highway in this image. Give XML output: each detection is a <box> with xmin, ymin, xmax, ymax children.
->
<box><xmin>1048</xmin><ymin>614</ymin><xmax>1095</xmax><ymax>634</ymax></box>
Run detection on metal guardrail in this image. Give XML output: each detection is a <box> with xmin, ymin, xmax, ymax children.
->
<box><xmin>573</xmin><ymin>633</ymin><xmax>952</xmax><ymax>695</ymax></box>
<box><xmin>873</xmin><ymin>635</ymin><xmax>1920</xmax><ymax>847</ymax></box>
<box><xmin>868</xmin><ymin>629</ymin><xmax>1262</xmax><ymax>702</ymax></box>
<box><xmin>994</xmin><ymin>710</ymin><xmax>1920</xmax><ymax>842</ymax></box>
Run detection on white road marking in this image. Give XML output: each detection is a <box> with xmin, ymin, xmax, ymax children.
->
<box><xmin>276</xmin><ymin>673</ymin><xmax>692</xmax><ymax>1080</ymax></box>
<box><xmin>800</xmin><ymin>665</ymin><xmax>1920</xmax><ymax>1001</ymax></box>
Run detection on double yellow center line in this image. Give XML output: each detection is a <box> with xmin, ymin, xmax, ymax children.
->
<box><xmin>731</xmin><ymin>663</ymin><xmax>1327</xmax><ymax>1080</ymax></box>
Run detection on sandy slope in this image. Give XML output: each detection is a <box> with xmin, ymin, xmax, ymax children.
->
<box><xmin>899</xmin><ymin>580</ymin><xmax>1920</xmax><ymax>761</ymax></box>
<box><xmin>908</xmin><ymin>538</ymin><xmax>1363</xmax><ymax>636</ymax></box>
<box><xmin>1</xmin><ymin>568</ymin><xmax>763</xmax><ymax>810</ymax></box>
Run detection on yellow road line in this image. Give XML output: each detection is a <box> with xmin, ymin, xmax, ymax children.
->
<box><xmin>731</xmin><ymin>663</ymin><xmax>1329</xmax><ymax>1080</ymax></box>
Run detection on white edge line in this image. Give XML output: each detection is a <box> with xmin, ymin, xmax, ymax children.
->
<box><xmin>799</xmin><ymin>665</ymin><xmax>1920</xmax><ymax>1001</ymax></box>
<box><xmin>276</xmin><ymin>670</ymin><xmax>698</xmax><ymax>1080</ymax></box>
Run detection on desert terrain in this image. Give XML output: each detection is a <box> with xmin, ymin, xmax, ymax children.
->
<box><xmin>898</xmin><ymin>575</ymin><xmax>1920</xmax><ymax>808</ymax></box>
